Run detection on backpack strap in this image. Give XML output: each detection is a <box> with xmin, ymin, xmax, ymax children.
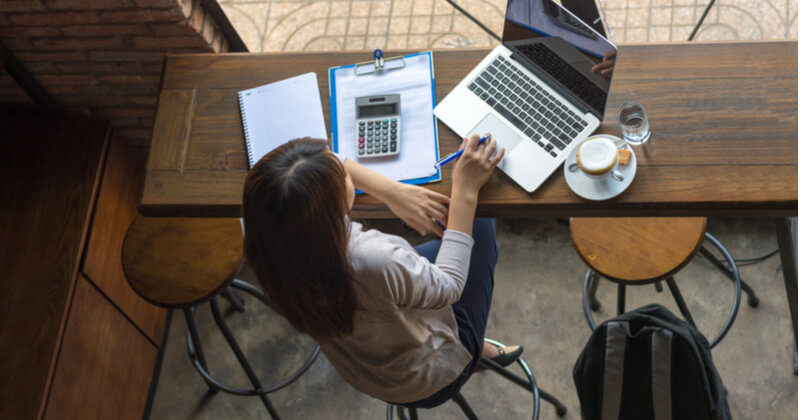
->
<box><xmin>651</xmin><ymin>329</ymin><xmax>673</xmax><ymax>420</ymax></box>
<box><xmin>601</xmin><ymin>321</ymin><xmax>627</xmax><ymax>420</ymax></box>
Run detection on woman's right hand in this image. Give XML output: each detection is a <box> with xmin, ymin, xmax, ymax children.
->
<box><xmin>446</xmin><ymin>134</ymin><xmax>504</xmax><ymax>236</ymax></box>
<box><xmin>451</xmin><ymin>134</ymin><xmax>505</xmax><ymax>197</ymax></box>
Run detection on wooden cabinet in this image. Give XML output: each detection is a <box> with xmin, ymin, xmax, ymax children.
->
<box><xmin>0</xmin><ymin>119</ymin><xmax>167</xmax><ymax>420</ymax></box>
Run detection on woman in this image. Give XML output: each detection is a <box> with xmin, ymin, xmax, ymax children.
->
<box><xmin>242</xmin><ymin>134</ymin><xmax>520</xmax><ymax>407</ymax></box>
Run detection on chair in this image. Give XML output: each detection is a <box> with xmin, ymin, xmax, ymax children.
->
<box><xmin>122</xmin><ymin>215</ymin><xmax>319</xmax><ymax>420</ymax></box>
<box><xmin>387</xmin><ymin>338</ymin><xmax>567</xmax><ymax>420</ymax></box>
<box><xmin>570</xmin><ymin>217</ymin><xmax>759</xmax><ymax>348</ymax></box>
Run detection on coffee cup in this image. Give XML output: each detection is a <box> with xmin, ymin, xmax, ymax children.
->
<box><xmin>576</xmin><ymin>137</ymin><xmax>624</xmax><ymax>182</ymax></box>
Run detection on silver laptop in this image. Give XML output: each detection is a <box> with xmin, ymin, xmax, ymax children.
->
<box><xmin>434</xmin><ymin>0</ymin><xmax>617</xmax><ymax>193</ymax></box>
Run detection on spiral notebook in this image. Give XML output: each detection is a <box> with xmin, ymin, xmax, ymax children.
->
<box><xmin>238</xmin><ymin>72</ymin><xmax>328</xmax><ymax>168</ymax></box>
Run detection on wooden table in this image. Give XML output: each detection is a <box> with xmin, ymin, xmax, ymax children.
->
<box><xmin>143</xmin><ymin>41</ymin><xmax>797</xmax><ymax>370</ymax></box>
<box><xmin>142</xmin><ymin>41</ymin><xmax>797</xmax><ymax>219</ymax></box>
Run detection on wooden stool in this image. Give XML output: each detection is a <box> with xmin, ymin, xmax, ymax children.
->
<box><xmin>570</xmin><ymin>217</ymin><xmax>759</xmax><ymax>348</ymax></box>
<box><xmin>387</xmin><ymin>338</ymin><xmax>567</xmax><ymax>420</ymax></box>
<box><xmin>122</xmin><ymin>215</ymin><xmax>319</xmax><ymax>419</ymax></box>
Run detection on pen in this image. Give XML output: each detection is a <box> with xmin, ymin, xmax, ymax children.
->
<box><xmin>434</xmin><ymin>135</ymin><xmax>491</xmax><ymax>168</ymax></box>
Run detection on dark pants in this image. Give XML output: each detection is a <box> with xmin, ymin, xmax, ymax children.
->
<box><xmin>403</xmin><ymin>218</ymin><xmax>498</xmax><ymax>409</ymax></box>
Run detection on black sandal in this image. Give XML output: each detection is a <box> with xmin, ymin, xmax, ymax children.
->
<box><xmin>476</xmin><ymin>345</ymin><xmax>524</xmax><ymax>371</ymax></box>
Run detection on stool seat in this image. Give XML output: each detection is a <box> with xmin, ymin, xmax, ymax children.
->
<box><xmin>570</xmin><ymin>217</ymin><xmax>707</xmax><ymax>284</ymax></box>
<box><xmin>122</xmin><ymin>215</ymin><xmax>243</xmax><ymax>308</ymax></box>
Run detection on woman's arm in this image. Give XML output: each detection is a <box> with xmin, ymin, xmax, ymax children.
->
<box><xmin>383</xmin><ymin>232</ymin><xmax>474</xmax><ymax>309</ymax></box>
<box><xmin>446</xmin><ymin>134</ymin><xmax>504</xmax><ymax>236</ymax></box>
<box><xmin>342</xmin><ymin>158</ymin><xmax>451</xmax><ymax>236</ymax></box>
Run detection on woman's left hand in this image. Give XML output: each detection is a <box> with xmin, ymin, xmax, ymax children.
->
<box><xmin>383</xmin><ymin>183</ymin><xmax>450</xmax><ymax>237</ymax></box>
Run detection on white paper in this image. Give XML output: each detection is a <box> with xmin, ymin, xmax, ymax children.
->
<box><xmin>333</xmin><ymin>53</ymin><xmax>438</xmax><ymax>181</ymax></box>
<box><xmin>239</xmin><ymin>72</ymin><xmax>328</xmax><ymax>168</ymax></box>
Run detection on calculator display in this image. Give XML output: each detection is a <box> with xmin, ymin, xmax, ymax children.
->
<box><xmin>358</xmin><ymin>104</ymin><xmax>397</xmax><ymax>118</ymax></box>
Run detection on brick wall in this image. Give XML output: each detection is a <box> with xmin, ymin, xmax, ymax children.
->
<box><xmin>0</xmin><ymin>0</ymin><xmax>232</xmax><ymax>145</ymax></box>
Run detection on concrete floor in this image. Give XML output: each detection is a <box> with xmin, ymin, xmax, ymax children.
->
<box><xmin>149</xmin><ymin>217</ymin><xmax>797</xmax><ymax>419</ymax></box>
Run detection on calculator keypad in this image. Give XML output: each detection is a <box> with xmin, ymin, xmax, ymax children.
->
<box><xmin>357</xmin><ymin>118</ymin><xmax>400</xmax><ymax>158</ymax></box>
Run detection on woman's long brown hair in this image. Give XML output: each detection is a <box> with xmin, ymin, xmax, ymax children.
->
<box><xmin>242</xmin><ymin>138</ymin><xmax>356</xmax><ymax>340</ymax></box>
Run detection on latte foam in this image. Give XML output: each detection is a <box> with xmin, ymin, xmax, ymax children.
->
<box><xmin>576</xmin><ymin>138</ymin><xmax>618</xmax><ymax>175</ymax></box>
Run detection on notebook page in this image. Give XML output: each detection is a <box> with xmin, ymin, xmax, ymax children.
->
<box><xmin>239</xmin><ymin>72</ymin><xmax>328</xmax><ymax>168</ymax></box>
<box><xmin>333</xmin><ymin>53</ymin><xmax>438</xmax><ymax>181</ymax></box>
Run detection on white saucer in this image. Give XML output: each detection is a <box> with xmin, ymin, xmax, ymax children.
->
<box><xmin>563</xmin><ymin>135</ymin><xmax>637</xmax><ymax>201</ymax></box>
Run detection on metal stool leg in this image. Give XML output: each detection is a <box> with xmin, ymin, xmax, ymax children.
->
<box><xmin>775</xmin><ymin>217</ymin><xmax>798</xmax><ymax>375</ymax></box>
<box><xmin>478</xmin><ymin>355</ymin><xmax>567</xmax><ymax>418</ymax></box>
<box><xmin>209</xmin><ymin>297</ymin><xmax>280</xmax><ymax>419</ymax></box>
<box><xmin>183</xmin><ymin>308</ymin><xmax>218</xmax><ymax>394</ymax></box>
<box><xmin>181</xmin><ymin>279</ymin><xmax>320</xmax><ymax>407</ymax></box>
<box><xmin>582</xmin><ymin>270</ymin><xmax>598</xmax><ymax>330</ymax></box>
<box><xmin>408</xmin><ymin>407</ymin><xmax>419</xmax><ymax>420</ymax></box>
<box><xmin>390</xmin><ymin>405</ymin><xmax>407</xmax><ymax>420</ymax></box>
<box><xmin>588</xmin><ymin>271</ymin><xmax>601</xmax><ymax>311</ymax></box>
<box><xmin>479</xmin><ymin>357</ymin><xmax>540</xmax><ymax>419</ymax></box>
<box><xmin>540</xmin><ymin>389</ymin><xmax>568</xmax><ymax>417</ymax></box>
<box><xmin>396</xmin><ymin>407</ymin><xmax>407</xmax><ymax>420</ymax></box>
<box><xmin>452</xmin><ymin>393</ymin><xmax>478</xmax><ymax>420</ymax></box>
<box><xmin>654</xmin><ymin>281</ymin><xmax>663</xmax><ymax>293</ymax></box>
<box><xmin>617</xmin><ymin>284</ymin><xmax>626</xmax><ymax>315</ymax></box>
<box><xmin>698</xmin><ymin>246</ymin><xmax>759</xmax><ymax>307</ymax></box>
<box><xmin>665</xmin><ymin>277</ymin><xmax>696</xmax><ymax>327</ymax></box>
<box><xmin>704</xmin><ymin>233</ymin><xmax>742</xmax><ymax>348</ymax></box>
<box><xmin>220</xmin><ymin>287</ymin><xmax>245</xmax><ymax>313</ymax></box>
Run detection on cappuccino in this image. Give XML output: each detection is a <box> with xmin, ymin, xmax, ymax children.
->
<box><xmin>576</xmin><ymin>138</ymin><xmax>618</xmax><ymax>175</ymax></box>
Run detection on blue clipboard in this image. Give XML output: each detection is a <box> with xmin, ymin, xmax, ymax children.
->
<box><xmin>328</xmin><ymin>51</ymin><xmax>441</xmax><ymax>190</ymax></box>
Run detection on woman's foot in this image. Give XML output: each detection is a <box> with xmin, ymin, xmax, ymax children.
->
<box><xmin>479</xmin><ymin>342</ymin><xmax>523</xmax><ymax>368</ymax></box>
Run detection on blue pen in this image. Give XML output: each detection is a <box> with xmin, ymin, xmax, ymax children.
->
<box><xmin>434</xmin><ymin>135</ymin><xmax>491</xmax><ymax>168</ymax></box>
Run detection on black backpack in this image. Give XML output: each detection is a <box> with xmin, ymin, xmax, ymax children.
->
<box><xmin>573</xmin><ymin>304</ymin><xmax>732</xmax><ymax>420</ymax></box>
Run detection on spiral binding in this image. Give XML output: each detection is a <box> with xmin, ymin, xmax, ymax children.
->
<box><xmin>239</xmin><ymin>92</ymin><xmax>255</xmax><ymax>167</ymax></box>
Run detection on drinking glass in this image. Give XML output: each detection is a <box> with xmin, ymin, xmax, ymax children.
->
<box><xmin>618</xmin><ymin>102</ymin><xmax>651</xmax><ymax>145</ymax></box>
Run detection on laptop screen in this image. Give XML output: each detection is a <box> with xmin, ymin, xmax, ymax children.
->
<box><xmin>503</xmin><ymin>0</ymin><xmax>617</xmax><ymax>116</ymax></box>
<box><xmin>503</xmin><ymin>0</ymin><xmax>616</xmax><ymax>60</ymax></box>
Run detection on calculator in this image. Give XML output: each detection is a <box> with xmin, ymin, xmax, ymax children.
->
<box><xmin>355</xmin><ymin>94</ymin><xmax>401</xmax><ymax>158</ymax></box>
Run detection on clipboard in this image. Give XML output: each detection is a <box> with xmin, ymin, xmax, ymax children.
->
<box><xmin>328</xmin><ymin>50</ymin><xmax>441</xmax><ymax>187</ymax></box>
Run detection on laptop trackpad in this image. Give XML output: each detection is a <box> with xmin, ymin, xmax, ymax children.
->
<box><xmin>468</xmin><ymin>113</ymin><xmax>524</xmax><ymax>153</ymax></box>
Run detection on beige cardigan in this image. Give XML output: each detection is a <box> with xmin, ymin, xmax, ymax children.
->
<box><xmin>319</xmin><ymin>221</ymin><xmax>475</xmax><ymax>403</ymax></box>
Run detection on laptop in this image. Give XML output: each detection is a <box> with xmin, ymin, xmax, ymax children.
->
<box><xmin>434</xmin><ymin>0</ymin><xmax>617</xmax><ymax>193</ymax></box>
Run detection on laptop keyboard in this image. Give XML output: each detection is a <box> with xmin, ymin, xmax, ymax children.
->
<box><xmin>468</xmin><ymin>55</ymin><xmax>588</xmax><ymax>157</ymax></box>
<box><xmin>515</xmin><ymin>43</ymin><xmax>607</xmax><ymax>112</ymax></box>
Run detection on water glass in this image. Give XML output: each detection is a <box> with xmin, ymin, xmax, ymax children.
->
<box><xmin>618</xmin><ymin>102</ymin><xmax>651</xmax><ymax>145</ymax></box>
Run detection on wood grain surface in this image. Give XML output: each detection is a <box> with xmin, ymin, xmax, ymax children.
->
<box><xmin>570</xmin><ymin>217</ymin><xmax>707</xmax><ymax>284</ymax></box>
<box><xmin>142</xmin><ymin>42</ymin><xmax>797</xmax><ymax>218</ymax></box>
<box><xmin>43</xmin><ymin>275</ymin><xmax>157</xmax><ymax>420</ymax></box>
<box><xmin>82</xmin><ymin>132</ymin><xmax>168</xmax><ymax>345</ymax></box>
<box><xmin>122</xmin><ymin>215</ymin><xmax>243</xmax><ymax>308</ymax></box>
<box><xmin>0</xmin><ymin>118</ymin><xmax>108</xmax><ymax>420</ymax></box>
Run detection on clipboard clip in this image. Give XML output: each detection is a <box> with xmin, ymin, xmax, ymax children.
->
<box><xmin>355</xmin><ymin>49</ymin><xmax>405</xmax><ymax>75</ymax></box>
<box><xmin>373</xmin><ymin>49</ymin><xmax>384</xmax><ymax>71</ymax></box>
